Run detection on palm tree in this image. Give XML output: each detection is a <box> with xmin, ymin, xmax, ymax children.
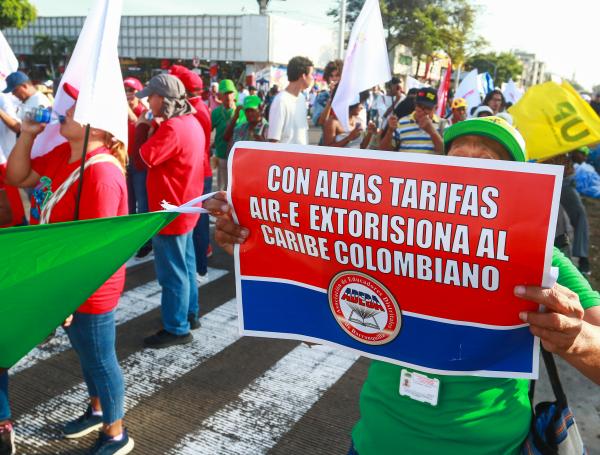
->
<box><xmin>33</xmin><ymin>34</ymin><xmax>57</xmax><ymax>78</ymax></box>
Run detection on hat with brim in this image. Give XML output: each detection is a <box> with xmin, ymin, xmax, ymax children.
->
<box><xmin>3</xmin><ymin>71</ymin><xmax>29</xmax><ymax>94</ymax></box>
<box><xmin>416</xmin><ymin>87</ymin><xmax>438</xmax><ymax>108</ymax></box>
<box><xmin>136</xmin><ymin>74</ymin><xmax>186</xmax><ymax>100</ymax></box>
<box><xmin>218</xmin><ymin>79</ymin><xmax>236</xmax><ymax>94</ymax></box>
<box><xmin>243</xmin><ymin>95</ymin><xmax>261</xmax><ymax>110</ymax></box>
<box><xmin>443</xmin><ymin>116</ymin><xmax>527</xmax><ymax>162</ymax></box>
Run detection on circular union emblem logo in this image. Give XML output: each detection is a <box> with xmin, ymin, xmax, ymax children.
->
<box><xmin>328</xmin><ymin>271</ymin><xmax>401</xmax><ymax>345</ymax></box>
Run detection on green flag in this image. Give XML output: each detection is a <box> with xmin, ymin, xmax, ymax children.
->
<box><xmin>0</xmin><ymin>212</ymin><xmax>177</xmax><ymax>368</ymax></box>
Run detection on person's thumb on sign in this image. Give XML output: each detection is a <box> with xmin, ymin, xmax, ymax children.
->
<box><xmin>203</xmin><ymin>191</ymin><xmax>249</xmax><ymax>255</ymax></box>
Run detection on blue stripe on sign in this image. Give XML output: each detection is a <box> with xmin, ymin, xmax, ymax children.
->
<box><xmin>240</xmin><ymin>279</ymin><xmax>534</xmax><ymax>374</ymax></box>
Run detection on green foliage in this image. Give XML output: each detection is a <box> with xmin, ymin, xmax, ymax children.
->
<box><xmin>465</xmin><ymin>52</ymin><xmax>524</xmax><ymax>85</ymax></box>
<box><xmin>0</xmin><ymin>0</ymin><xmax>36</xmax><ymax>30</ymax></box>
<box><xmin>592</xmin><ymin>84</ymin><xmax>600</xmax><ymax>95</ymax></box>
<box><xmin>328</xmin><ymin>0</ymin><xmax>485</xmax><ymax>69</ymax></box>
<box><xmin>32</xmin><ymin>35</ymin><xmax>76</xmax><ymax>78</ymax></box>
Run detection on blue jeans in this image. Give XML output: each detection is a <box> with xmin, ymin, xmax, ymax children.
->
<box><xmin>126</xmin><ymin>165</ymin><xmax>148</xmax><ymax>215</ymax></box>
<box><xmin>193</xmin><ymin>176</ymin><xmax>213</xmax><ymax>275</ymax></box>
<box><xmin>153</xmin><ymin>232</ymin><xmax>198</xmax><ymax>334</ymax></box>
<box><xmin>347</xmin><ymin>442</ymin><xmax>359</xmax><ymax>455</ymax></box>
<box><xmin>65</xmin><ymin>310</ymin><xmax>125</xmax><ymax>425</ymax></box>
<box><xmin>0</xmin><ymin>371</ymin><xmax>9</xmax><ymax>421</ymax></box>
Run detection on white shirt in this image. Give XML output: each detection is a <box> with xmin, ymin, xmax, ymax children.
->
<box><xmin>0</xmin><ymin>93</ymin><xmax>18</xmax><ymax>160</ymax></box>
<box><xmin>267</xmin><ymin>90</ymin><xmax>308</xmax><ymax>145</ymax></box>
<box><xmin>23</xmin><ymin>91</ymin><xmax>52</xmax><ymax>109</ymax></box>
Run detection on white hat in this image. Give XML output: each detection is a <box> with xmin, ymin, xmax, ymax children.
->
<box><xmin>472</xmin><ymin>105</ymin><xmax>494</xmax><ymax>117</ymax></box>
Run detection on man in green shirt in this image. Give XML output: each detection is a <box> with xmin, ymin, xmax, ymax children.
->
<box><xmin>211</xmin><ymin>79</ymin><xmax>245</xmax><ymax>190</ymax></box>
<box><xmin>207</xmin><ymin>116</ymin><xmax>600</xmax><ymax>455</ymax></box>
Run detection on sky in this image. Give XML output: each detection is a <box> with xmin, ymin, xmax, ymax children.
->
<box><xmin>29</xmin><ymin>0</ymin><xmax>599</xmax><ymax>90</ymax></box>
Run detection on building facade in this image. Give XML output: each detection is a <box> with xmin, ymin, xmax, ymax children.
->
<box><xmin>3</xmin><ymin>14</ymin><xmax>337</xmax><ymax>83</ymax></box>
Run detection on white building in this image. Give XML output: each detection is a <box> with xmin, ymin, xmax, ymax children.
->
<box><xmin>3</xmin><ymin>14</ymin><xmax>337</xmax><ymax>83</ymax></box>
<box><xmin>513</xmin><ymin>49</ymin><xmax>547</xmax><ymax>87</ymax></box>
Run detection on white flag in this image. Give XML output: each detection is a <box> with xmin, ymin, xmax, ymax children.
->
<box><xmin>32</xmin><ymin>0</ymin><xmax>127</xmax><ymax>158</ymax></box>
<box><xmin>406</xmin><ymin>76</ymin><xmax>428</xmax><ymax>91</ymax></box>
<box><xmin>455</xmin><ymin>69</ymin><xmax>481</xmax><ymax>117</ymax></box>
<box><xmin>332</xmin><ymin>0</ymin><xmax>391</xmax><ymax>132</ymax></box>
<box><xmin>0</xmin><ymin>30</ymin><xmax>18</xmax><ymax>92</ymax></box>
<box><xmin>503</xmin><ymin>79</ymin><xmax>523</xmax><ymax>105</ymax></box>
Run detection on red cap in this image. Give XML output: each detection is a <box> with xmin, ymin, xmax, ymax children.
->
<box><xmin>168</xmin><ymin>64</ymin><xmax>187</xmax><ymax>77</ymax></box>
<box><xmin>123</xmin><ymin>77</ymin><xmax>143</xmax><ymax>91</ymax></box>
<box><xmin>63</xmin><ymin>82</ymin><xmax>79</xmax><ymax>100</ymax></box>
<box><xmin>169</xmin><ymin>65</ymin><xmax>203</xmax><ymax>92</ymax></box>
<box><xmin>178</xmin><ymin>70</ymin><xmax>203</xmax><ymax>92</ymax></box>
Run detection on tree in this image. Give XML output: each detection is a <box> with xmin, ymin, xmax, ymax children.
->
<box><xmin>32</xmin><ymin>35</ymin><xmax>76</xmax><ymax>79</ymax></box>
<box><xmin>0</xmin><ymin>0</ymin><xmax>36</xmax><ymax>30</ymax></box>
<box><xmin>328</xmin><ymin>0</ymin><xmax>483</xmax><ymax>77</ymax></box>
<box><xmin>465</xmin><ymin>52</ymin><xmax>523</xmax><ymax>85</ymax></box>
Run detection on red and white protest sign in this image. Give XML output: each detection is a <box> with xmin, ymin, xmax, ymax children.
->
<box><xmin>228</xmin><ymin>142</ymin><xmax>563</xmax><ymax>378</ymax></box>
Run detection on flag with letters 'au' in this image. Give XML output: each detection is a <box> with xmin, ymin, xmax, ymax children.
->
<box><xmin>509</xmin><ymin>81</ymin><xmax>600</xmax><ymax>161</ymax></box>
<box><xmin>0</xmin><ymin>212</ymin><xmax>177</xmax><ymax>369</ymax></box>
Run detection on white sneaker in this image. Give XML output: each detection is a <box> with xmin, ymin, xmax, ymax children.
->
<box><xmin>196</xmin><ymin>273</ymin><xmax>210</xmax><ymax>285</ymax></box>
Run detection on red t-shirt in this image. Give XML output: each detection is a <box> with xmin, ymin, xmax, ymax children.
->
<box><xmin>189</xmin><ymin>96</ymin><xmax>212</xmax><ymax>178</ymax></box>
<box><xmin>31</xmin><ymin>142</ymin><xmax>128</xmax><ymax>314</ymax></box>
<box><xmin>127</xmin><ymin>102</ymin><xmax>147</xmax><ymax>157</ymax></box>
<box><xmin>140</xmin><ymin>114</ymin><xmax>204</xmax><ymax>235</ymax></box>
<box><xmin>0</xmin><ymin>163</ymin><xmax>26</xmax><ymax>227</ymax></box>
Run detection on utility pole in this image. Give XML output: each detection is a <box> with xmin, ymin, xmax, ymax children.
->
<box><xmin>338</xmin><ymin>0</ymin><xmax>346</xmax><ymax>59</ymax></box>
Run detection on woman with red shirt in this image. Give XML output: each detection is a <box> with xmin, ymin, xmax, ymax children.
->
<box><xmin>6</xmin><ymin>86</ymin><xmax>134</xmax><ymax>455</ymax></box>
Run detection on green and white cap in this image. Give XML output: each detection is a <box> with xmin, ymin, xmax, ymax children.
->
<box><xmin>444</xmin><ymin>116</ymin><xmax>527</xmax><ymax>162</ymax></box>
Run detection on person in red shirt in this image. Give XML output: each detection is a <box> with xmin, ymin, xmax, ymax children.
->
<box><xmin>169</xmin><ymin>65</ymin><xmax>213</xmax><ymax>278</ymax></box>
<box><xmin>5</xmin><ymin>84</ymin><xmax>133</xmax><ymax>454</ymax></box>
<box><xmin>135</xmin><ymin>74</ymin><xmax>205</xmax><ymax>348</ymax></box>
<box><xmin>124</xmin><ymin>77</ymin><xmax>153</xmax><ymax>259</ymax></box>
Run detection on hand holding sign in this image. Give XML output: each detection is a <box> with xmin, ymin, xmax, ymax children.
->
<box><xmin>517</xmin><ymin>283</ymin><xmax>585</xmax><ymax>354</ymax></box>
<box><xmin>204</xmin><ymin>191</ymin><xmax>248</xmax><ymax>255</ymax></box>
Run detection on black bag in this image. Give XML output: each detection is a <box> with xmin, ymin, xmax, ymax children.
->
<box><xmin>521</xmin><ymin>348</ymin><xmax>586</xmax><ymax>455</ymax></box>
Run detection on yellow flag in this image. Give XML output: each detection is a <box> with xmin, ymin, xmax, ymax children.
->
<box><xmin>509</xmin><ymin>81</ymin><xmax>600</xmax><ymax>161</ymax></box>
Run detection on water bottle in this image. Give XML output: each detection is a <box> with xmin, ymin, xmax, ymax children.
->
<box><xmin>19</xmin><ymin>106</ymin><xmax>64</xmax><ymax>124</ymax></box>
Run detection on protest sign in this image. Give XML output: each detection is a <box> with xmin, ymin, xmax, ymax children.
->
<box><xmin>229</xmin><ymin>143</ymin><xmax>563</xmax><ymax>379</ymax></box>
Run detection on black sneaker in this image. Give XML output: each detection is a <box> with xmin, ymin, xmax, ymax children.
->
<box><xmin>88</xmin><ymin>428</ymin><xmax>134</xmax><ymax>455</ymax></box>
<box><xmin>0</xmin><ymin>422</ymin><xmax>15</xmax><ymax>455</ymax></box>
<box><xmin>63</xmin><ymin>406</ymin><xmax>103</xmax><ymax>439</ymax></box>
<box><xmin>135</xmin><ymin>243</ymin><xmax>153</xmax><ymax>259</ymax></box>
<box><xmin>188</xmin><ymin>314</ymin><xmax>201</xmax><ymax>330</ymax></box>
<box><xmin>143</xmin><ymin>329</ymin><xmax>193</xmax><ymax>349</ymax></box>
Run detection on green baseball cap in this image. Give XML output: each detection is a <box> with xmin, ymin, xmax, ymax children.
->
<box><xmin>443</xmin><ymin>116</ymin><xmax>527</xmax><ymax>162</ymax></box>
<box><xmin>243</xmin><ymin>95</ymin><xmax>262</xmax><ymax>110</ymax></box>
<box><xmin>218</xmin><ymin>79</ymin><xmax>237</xmax><ymax>94</ymax></box>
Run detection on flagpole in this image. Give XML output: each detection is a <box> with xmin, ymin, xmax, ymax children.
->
<box><xmin>74</xmin><ymin>124</ymin><xmax>91</xmax><ymax>221</ymax></box>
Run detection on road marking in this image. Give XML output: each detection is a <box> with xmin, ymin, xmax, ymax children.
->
<box><xmin>16</xmin><ymin>298</ymin><xmax>240</xmax><ymax>449</ymax></box>
<box><xmin>170</xmin><ymin>344</ymin><xmax>358</xmax><ymax>455</ymax></box>
<box><xmin>11</xmin><ymin>267</ymin><xmax>228</xmax><ymax>374</ymax></box>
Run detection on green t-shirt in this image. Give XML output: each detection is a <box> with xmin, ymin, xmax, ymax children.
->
<box><xmin>352</xmin><ymin>248</ymin><xmax>600</xmax><ymax>455</ymax></box>
<box><xmin>211</xmin><ymin>105</ymin><xmax>246</xmax><ymax>159</ymax></box>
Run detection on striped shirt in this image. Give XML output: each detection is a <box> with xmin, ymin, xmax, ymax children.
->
<box><xmin>392</xmin><ymin>113</ymin><xmax>444</xmax><ymax>153</ymax></box>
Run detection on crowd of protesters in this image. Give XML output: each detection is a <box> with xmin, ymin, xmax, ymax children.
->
<box><xmin>0</xmin><ymin>53</ymin><xmax>600</xmax><ymax>455</ymax></box>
